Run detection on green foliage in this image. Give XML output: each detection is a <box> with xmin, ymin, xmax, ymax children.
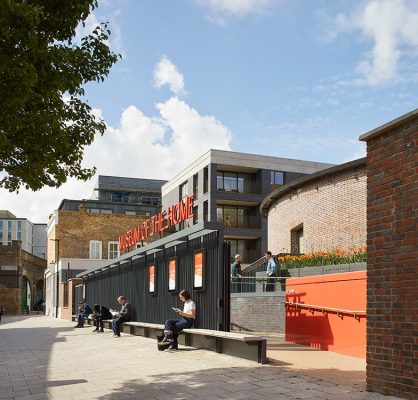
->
<box><xmin>0</xmin><ymin>0</ymin><xmax>120</xmax><ymax>191</ymax></box>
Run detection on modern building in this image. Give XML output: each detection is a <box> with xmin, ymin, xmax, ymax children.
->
<box><xmin>0</xmin><ymin>241</ymin><xmax>47</xmax><ymax>314</ymax></box>
<box><xmin>261</xmin><ymin>158</ymin><xmax>367</xmax><ymax>254</ymax></box>
<box><xmin>162</xmin><ymin>150</ymin><xmax>333</xmax><ymax>264</ymax></box>
<box><xmin>0</xmin><ymin>210</ymin><xmax>47</xmax><ymax>259</ymax></box>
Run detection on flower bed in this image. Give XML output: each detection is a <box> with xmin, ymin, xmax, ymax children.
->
<box><xmin>278</xmin><ymin>247</ymin><xmax>367</xmax><ymax>270</ymax></box>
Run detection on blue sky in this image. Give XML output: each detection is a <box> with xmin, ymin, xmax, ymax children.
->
<box><xmin>1</xmin><ymin>0</ymin><xmax>418</xmax><ymax>222</ymax></box>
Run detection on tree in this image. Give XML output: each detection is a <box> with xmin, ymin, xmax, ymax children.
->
<box><xmin>0</xmin><ymin>0</ymin><xmax>120</xmax><ymax>191</ymax></box>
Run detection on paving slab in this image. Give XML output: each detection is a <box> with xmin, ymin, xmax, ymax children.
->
<box><xmin>0</xmin><ymin>316</ymin><xmax>402</xmax><ymax>400</ymax></box>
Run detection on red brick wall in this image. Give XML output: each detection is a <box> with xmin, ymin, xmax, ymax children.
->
<box><xmin>267</xmin><ymin>165</ymin><xmax>366</xmax><ymax>254</ymax></box>
<box><xmin>365</xmin><ymin>120</ymin><xmax>418</xmax><ymax>399</ymax></box>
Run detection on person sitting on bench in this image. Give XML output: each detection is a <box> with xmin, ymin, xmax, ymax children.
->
<box><xmin>160</xmin><ymin>289</ymin><xmax>196</xmax><ymax>351</ymax></box>
<box><xmin>74</xmin><ymin>299</ymin><xmax>92</xmax><ymax>328</ymax></box>
<box><xmin>111</xmin><ymin>296</ymin><xmax>132</xmax><ymax>338</ymax></box>
<box><xmin>92</xmin><ymin>304</ymin><xmax>112</xmax><ymax>333</ymax></box>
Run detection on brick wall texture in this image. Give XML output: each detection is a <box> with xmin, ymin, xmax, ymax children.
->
<box><xmin>267</xmin><ymin>164</ymin><xmax>367</xmax><ymax>254</ymax></box>
<box><xmin>365</xmin><ymin>120</ymin><xmax>418</xmax><ymax>399</ymax></box>
<box><xmin>48</xmin><ymin>209</ymin><xmax>151</xmax><ymax>262</ymax></box>
<box><xmin>231</xmin><ymin>294</ymin><xmax>285</xmax><ymax>333</ymax></box>
<box><xmin>0</xmin><ymin>242</ymin><xmax>46</xmax><ymax>313</ymax></box>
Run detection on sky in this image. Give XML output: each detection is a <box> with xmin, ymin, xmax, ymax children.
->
<box><xmin>1</xmin><ymin>0</ymin><xmax>418</xmax><ymax>222</ymax></box>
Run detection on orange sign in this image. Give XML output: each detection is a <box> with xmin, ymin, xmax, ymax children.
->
<box><xmin>168</xmin><ymin>258</ymin><xmax>176</xmax><ymax>291</ymax></box>
<box><xmin>119</xmin><ymin>194</ymin><xmax>195</xmax><ymax>251</ymax></box>
<box><xmin>149</xmin><ymin>264</ymin><xmax>155</xmax><ymax>293</ymax></box>
<box><xmin>194</xmin><ymin>250</ymin><xmax>203</xmax><ymax>288</ymax></box>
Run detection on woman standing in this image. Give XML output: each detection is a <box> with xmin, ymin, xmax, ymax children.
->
<box><xmin>160</xmin><ymin>289</ymin><xmax>196</xmax><ymax>351</ymax></box>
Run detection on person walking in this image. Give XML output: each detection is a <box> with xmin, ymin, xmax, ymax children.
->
<box><xmin>111</xmin><ymin>296</ymin><xmax>132</xmax><ymax>337</ymax></box>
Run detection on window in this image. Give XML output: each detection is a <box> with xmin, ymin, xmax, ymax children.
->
<box><xmin>100</xmin><ymin>209</ymin><xmax>112</xmax><ymax>214</ymax></box>
<box><xmin>89</xmin><ymin>240</ymin><xmax>102</xmax><ymax>260</ymax></box>
<box><xmin>108</xmin><ymin>242</ymin><xmax>119</xmax><ymax>259</ymax></box>
<box><xmin>111</xmin><ymin>191</ymin><xmax>130</xmax><ymax>202</ymax></box>
<box><xmin>125</xmin><ymin>211</ymin><xmax>136</xmax><ymax>215</ymax></box>
<box><xmin>0</xmin><ymin>221</ymin><xmax>3</xmax><ymax>242</ymax></box>
<box><xmin>271</xmin><ymin>171</ymin><xmax>284</xmax><ymax>185</ymax></box>
<box><xmin>217</xmin><ymin>172</ymin><xmax>254</xmax><ymax>193</ymax></box>
<box><xmin>291</xmin><ymin>225</ymin><xmax>304</xmax><ymax>255</ymax></box>
<box><xmin>228</xmin><ymin>239</ymin><xmax>257</xmax><ymax>264</ymax></box>
<box><xmin>141</xmin><ymin>197</ymin><xmax>160</xmax><ymax>206</ymax></box>
<box><xmin>88</xmin><ymin>208</ymin><xmax>100</xmax><ymax>213</ymax></box>
<box><xmin>203</xmin><ymin>167</ymin><xmax>208</xmax><ymax>194</ymax></box>
<box><xmin>193</xmin><ymin>206</ymin><xmax>198</xmax><ymax>225</ymax></box>
<box><xmin>203</xmin><ymin>201</ymin><xmax>208</xmax><ymax>222</ymax></box>
<box><xmin>180</xmin><ymin>181</ymin><xmax>188</xmax><ymax>200</ymax></box>
<box><xmin>193</xmin><ymin>173</ymin><xmax>198</xmax><ymax>199</ymax></box>
<box><xmin>17</xmin><ymin>221</ymin><xmax>22</xmax><ymax>241</ymax></box>
<box><xmin>216</xmin><ymin>206</ymin><xmax>257</xmax><ymax>228</ymax></box>
<box><xmin>7</xmin><ymin>221</ymin><xmax>12</xmax><ymax>242</ymax></box>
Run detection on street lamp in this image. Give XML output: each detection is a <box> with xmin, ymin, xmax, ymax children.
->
<box><xmin>50</xmin><ymin>238</ymin><xmax>60</xmax><ymax>318</ymax></box>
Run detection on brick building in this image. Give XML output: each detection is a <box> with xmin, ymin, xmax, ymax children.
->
<box><xmin>0</xmin><ymin>241</ymin><xmax>46</xmax><ymax>314</ymax></box>
<box><xmin>360</xmin><ymin>109</ymin><xmax>418</xmax><ymax>399</ymax></box>
<box><xmin>261</xmin><ymin>158</ymin><xmax>366</xmax><ymax>254</ymax></box>
<box><xmin>45</xmin><ymin>206</ymin><xmax>150</xmax><ymax>318</ymax></box>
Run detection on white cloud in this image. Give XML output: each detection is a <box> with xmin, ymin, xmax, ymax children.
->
<box><xmin>153</xmin><ymin>56</ymin><xmax>186</xmax><ymax>96</ymax></box>
<box><xmin>0</xmin><ymin>98</ymin><xmax>232</xmax><ymax>223</ymax></box>
<box><xmin>195</xmin><ymin>0</ymin><xmax>274</xmax><ymax>24</ymax></box>
<box><xmin>334</xmin><ymin>0</ymin><xmax>418</xmax><ymax>86</ymax></box>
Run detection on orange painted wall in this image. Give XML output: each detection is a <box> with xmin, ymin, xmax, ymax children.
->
<box><xmin>285</xmin><ymin>271</ymin><xmax>366</xmax><ymax>359</ymax></box>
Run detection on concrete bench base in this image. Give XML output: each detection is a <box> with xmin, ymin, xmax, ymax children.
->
<box><xmin>73</xmin><ymin>316</ymin><xmax>266</xmax><ymax>363</ymax></box>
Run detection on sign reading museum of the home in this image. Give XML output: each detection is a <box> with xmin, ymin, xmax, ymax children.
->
<box><xmin>118</xmin><ymin>194</ymin><xmax>195</xmax><ymax>251</ymax></box>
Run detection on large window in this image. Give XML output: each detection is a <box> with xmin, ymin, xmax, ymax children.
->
<box><xmin>17</xmin><ymin>221</ymin><xmax>22</xmax><ymax>241</ymax></box>
<box><xmin>217</xmin><ymin>206</ymin><xmax>257</xmax><ymax>228</ymax></box>
<box><xmin>89</xmin><ymin>240</ymin><xmax>102</xmax><ymax>260</ymax></box>
<box><xmin>180</xmin><ymin>181</ymin><xmax>188</xmax><ymax>200</ymax></box>
<box><xmin>217</xmin><ymin>172</ymin><xmax>255</xmax><ymax>193</ymax></box>
<box><xmin>271</xmin><ymin>171</ymin><xmax>285</xmax><ymax>185</ymax></box>
<box><xmin>228</xmin><ymin>239</ymin><xmax>257</xmax><ymax>264</ymax></box>
<box><xmin>193</xmin><ymin>173</ymin><xmax>198</xmax><ymax>199</ymax></box>
<box><xmin>108</xmin><ymin>242</ymin><xmax>119</xmax><ymax>259</ymax></box>
<box><xmin>7</xmin><ymin>221</ymin><xmax>12</xmax><ymax>242</ymax></box>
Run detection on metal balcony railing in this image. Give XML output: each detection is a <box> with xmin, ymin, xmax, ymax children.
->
<box><xmin>284</xmin><ymin>301</ymin><xmax>366</xmax><ymax>321</ymax></box>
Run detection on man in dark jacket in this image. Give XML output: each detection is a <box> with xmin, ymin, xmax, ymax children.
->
<box><xmin>92</xmin><ymin>304</ymin><xmax>113</xmax><ymax>332</ymax></box>
<box><xmin>74</xmin><ymin>299</ymin><xmax>92</xmax><ymax>328</ymax></box>
<box><xmin>111</xmin><ymin>296</ymin><xmax>132</xmax><ymax>337</ymax></box>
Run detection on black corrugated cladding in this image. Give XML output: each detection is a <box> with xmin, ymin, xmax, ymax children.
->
<box><xmin>82</xmin><ymin>225</ymin><xmax>230</xmax><ymax>331</ymax></box>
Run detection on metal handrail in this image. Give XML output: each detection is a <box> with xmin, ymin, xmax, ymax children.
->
<box><xmin>235</xmin><ymin>276</ymin><xmax>288</xmax><ymax>281</ymax></box>
<box><xmin>284</xmin><ymin>301</ymin><xmax>366</xmax><ymax>321</ymax></box>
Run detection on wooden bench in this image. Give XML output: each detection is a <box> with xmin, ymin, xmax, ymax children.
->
<box><xmin>73</xmin><ymin>316</ymin><xmax>266</xmax><ymax>363</ymax></box>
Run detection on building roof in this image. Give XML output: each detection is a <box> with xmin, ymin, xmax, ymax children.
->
<box><xmin>162</xmin><ymin>149</ymin><xmax>334</xmax><ymax>194</ymax></box>
<box><xmin>95</xmin><ymin>175</ymin><xmax>167</xmax><ymax>193</ymax></box>
<box><xmin>359</xmin><ymin>108</ymin><xmax>418</xmax><ymax>142</ymax></box>
<box><xmin>260</xmin><ymin>158</ymin><xmax>366</xmax><ymax>216</ymax></box>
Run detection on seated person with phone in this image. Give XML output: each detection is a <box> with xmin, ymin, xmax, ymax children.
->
<box><xmin>159</xmin><ymin>289</ymin><xmax>196</xmax><ymax>351</ymax></box>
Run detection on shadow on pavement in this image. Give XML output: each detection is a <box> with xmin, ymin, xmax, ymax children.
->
<box><xmin>0</xmin><ymin>317</ymin><xmax>74</xmax><ymax>400</ymax></box>
<box><xmin>97</xmin><ymin>364</ymin><xmax>370</xmax><ymax>400</ymax></box>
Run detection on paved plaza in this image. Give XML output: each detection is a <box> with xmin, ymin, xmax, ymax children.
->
<box><xmin>0</xmin><ymin>316</ymin><xmax>402</xmax><ymax>400</ymax></box>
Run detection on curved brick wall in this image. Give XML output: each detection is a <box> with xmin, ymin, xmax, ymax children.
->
<box><xmin>267</xmin><ymin>163</ymin><xmax>367</xmax><ymax>254</ymax></box>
